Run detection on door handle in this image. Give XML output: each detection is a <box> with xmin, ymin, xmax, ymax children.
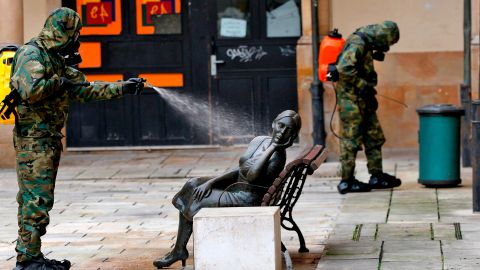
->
<box><xmin>210</xmin><ymin>54</ymin><xmax>225</xmax><ymax>77</ymax></box>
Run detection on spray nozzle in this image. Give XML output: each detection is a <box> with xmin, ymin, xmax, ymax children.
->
<box><xmin>145</xmin><ymin>82</ymin><xmax>157</xmax><ymax>89</ymax></box>
<box><xmin>328</xmin><ymin>28</ymin><xmax>342</xmax><ymax>39</ymax></box>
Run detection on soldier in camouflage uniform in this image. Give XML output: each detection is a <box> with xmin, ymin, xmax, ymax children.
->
<box><xmin>10</xmin><ymin>8</ymin><xmax>144</xmax><ymax>270</ymax></box>
<box><xmin>335</xmin><ymin>21</ymin><xmax>402</xmax><ymax>194</ymax></box>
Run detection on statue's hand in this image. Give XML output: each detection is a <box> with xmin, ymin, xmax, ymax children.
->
<box><xmin>193</xmin><ymin>182</ymin><xmax>212</xmax><ymax>201</ymax></box>
<box><xmin>272</xmin><ymin>135</ymin><xmax>295</xmax><ymax>149</ymax></box>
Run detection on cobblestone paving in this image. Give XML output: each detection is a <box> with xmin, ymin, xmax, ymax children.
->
<box><xmin>0</xmin><ymin>147</ymin><xmax>343</xmax><ymax>270</ymax></box>
<box><xmin>317</xmin><ymin>153</ymin><xmax>480</xmax><ymax>270</ymax></box>
<box><xmin>3</xmin><ymin>148</ymin><xmax>477</xmax><ymax>269</ymax></box>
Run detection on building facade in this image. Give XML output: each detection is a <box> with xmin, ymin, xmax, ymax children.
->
<box><xmin>298</xmin><ymin>0</ymin><xmax>479</xmax><ymax>158</ymax></box>
<box><xmin>0</xmin><ymin>0</ymin><xmax>478</xmax><ymax>167</ymax></box>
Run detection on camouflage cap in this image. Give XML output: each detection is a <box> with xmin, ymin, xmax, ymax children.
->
<box><xmin>37</xmin><ymin>7</ymin><xmax>82</xmax><ymax>51</ymax></box>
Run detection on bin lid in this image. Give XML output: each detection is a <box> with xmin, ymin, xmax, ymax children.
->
<box><xmin>416</xmin><ymin>104</ymin><xmax>465</xmax><ymax>116</ymax></box>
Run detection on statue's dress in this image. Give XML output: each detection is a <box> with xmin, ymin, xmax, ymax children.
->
<box><xmin>172</xmin><ymin>136</ymin><xmax>286</xmax><ymax>221</ymax></box>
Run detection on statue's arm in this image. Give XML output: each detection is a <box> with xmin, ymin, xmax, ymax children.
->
<box><xmin>193</xmin><ymin>168</ymin><xmax>239</xmax><ymax>201</ymax></box>
<box><xmin>264</xmin><ymin>151</ymin><xmax>286</xmax><ymax>184</ymax></box>
<box><xmin>245</xmin><ymin>144</ymin><xmax>277</xmax><ymax>182</ymax></box>
<box><xmin>207</xmin><ymin>168</ymin><xmax>239</xmax><ymax>186</ymax></box>
<box><xmin>239</xmin><ymin>136</ymin><xmax>270</xmax><ymax>164</ymax></box>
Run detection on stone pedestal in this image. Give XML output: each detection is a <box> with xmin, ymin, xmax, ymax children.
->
<box><xmin>193</xmin><ymin>207</ymin><xmax>281</xmax><ymax>270</ymax></box>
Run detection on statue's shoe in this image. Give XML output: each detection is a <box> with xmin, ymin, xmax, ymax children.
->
<box><xmin>153</xmin><ymin>249</ymin><xmax>188</xmax><ymax>269</ymax></box>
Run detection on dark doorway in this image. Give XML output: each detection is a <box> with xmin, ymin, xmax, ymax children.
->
<box><xmin>65</xmin><ymin>0</ymin><xmax>300</xmax><ymax>147</ymax></box>
<box><xmin>64</xmin><ymin>0</ymin><xmax>197</xmax><ymax>147</ymax></box>
<box><xmin>191</xmin><ymin>0</ymin><xmax>300</xmax><ymax>144</ymax></box>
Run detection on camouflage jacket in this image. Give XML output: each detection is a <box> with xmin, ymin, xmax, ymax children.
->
<box><xmin>10</xmin><ymin>8</ymin><xmax>125</xmax><ymax>138</ymax></box>
<box><xmin>336</xmin><ymin>21</ymin><xmax>399</xmax><ymax>94</ymax></box>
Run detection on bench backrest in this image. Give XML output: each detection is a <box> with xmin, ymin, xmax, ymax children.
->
<box><xmin>261</xmin><ymin>145</ymin><xmax>328</xmax><ymax>209</ymax></box>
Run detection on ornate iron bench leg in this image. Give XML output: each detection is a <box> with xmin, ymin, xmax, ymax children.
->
<box><xmin>283</xmin><ymin>216</ymin><xmax>309</xmax><ymax>253</ymax></box>
<box><xmin>296</xmin><ymin>226</ymin><xmax>309</xmax><ymax>253</ymax></box>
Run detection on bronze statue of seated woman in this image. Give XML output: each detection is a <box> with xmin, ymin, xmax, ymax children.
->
<box><xmin>153</xmin><ymin>110</ymin><xmax>302</xmax><ymax>269</ymax></box>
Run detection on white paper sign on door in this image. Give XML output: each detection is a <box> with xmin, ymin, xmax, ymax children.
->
<box><xmin>220</xmin><ymin>18</ymin><xmax>247</xmax><ymax>38</ymax></box>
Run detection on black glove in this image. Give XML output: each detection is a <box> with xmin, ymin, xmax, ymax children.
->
<box><xmin>59</xmin><ymin>77</ymin><xmax>75</xmax><ymax>91</ymax></box>
<box><xmin>357</xmin><ymin>85</ymin><xmax>378</xmax><ymax>114</ymax></box>
<box><xmin>123</xmin><ymin>78</ymin><xmax>146</xmax><ymax>95</ymax></box>
<box><xmin>358</xmin><ymin>85</ymin><xmax>377</xmax><ymax>97</ymax></box>
<box><xmin>365</xmin><ymin>94</ymin><xmax>378</xmax><ymax>113</ymax></box>
<box><xmin>363</xmin><ymin>88</ymin><xmax>378</xmax><ymax>114</ymax></box>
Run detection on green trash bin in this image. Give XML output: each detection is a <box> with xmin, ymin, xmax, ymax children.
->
<box><xmin>417</xmin><ymin>104</ymin><xmax>465</xmax><ymax>187</ymax></box>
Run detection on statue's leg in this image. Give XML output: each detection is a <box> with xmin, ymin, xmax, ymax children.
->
<box><xmin>153</xmin><ymin>213</ymin><xmax>192</xmax><ymax>268</ymax></box>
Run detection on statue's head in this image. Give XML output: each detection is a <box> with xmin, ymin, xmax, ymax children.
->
<box><xmin>271</xmin><ymin>110</ymin><xmax>302</xmax><ymax>147</ymax></box>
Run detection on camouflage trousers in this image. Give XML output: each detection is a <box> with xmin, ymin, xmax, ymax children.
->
<box><xmin>337</xmin><ymin>90</ymin><xmax>385</xmax><ymax>180</ymax></box>
<box><xmin>13</xmin><ymin>135</ymin><xmax>62</xmax><ymax>262</ymax></box>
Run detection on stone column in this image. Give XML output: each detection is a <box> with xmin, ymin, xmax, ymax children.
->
<box><xmin>297</xmin><ymin>0</ymin><xmax>339</xmax><ymax>157</ymax></box>
<box><xmin>472</xmin><ymin>0</ymin><xmax>479</xmax><ymax>99</ymax></box>
<box><xmin>0</xmin><ymin>0</ymin><xmax>23</xmax><ymax>168</ymax></box>
<box><xmin>0</xmin><ymin>0</ymin><xmax>24</xmax><ymax>45</ymax></box>
<box><xmin>296</xmin><ymin>0</ymin><xmax>314</xmax><ymax>148</ymax></box>
<box><xmin>23</xmin><ymin>0</ymin><xmax>62</xmax><ymax>42</ymax></box>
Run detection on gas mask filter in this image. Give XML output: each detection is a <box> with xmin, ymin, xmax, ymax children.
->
<box><xmin>372</xmin><ymin>45</ymin><xmax>389</xmax><ymax>61</ymax></box>
<box><xmin>60</xmin><ymin>31</ymin><xmax>82</xmax><ymax>66</ymax></box>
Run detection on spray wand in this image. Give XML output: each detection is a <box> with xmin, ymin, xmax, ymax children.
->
<box><xmin>376</xmin><ymin>93</ymin><xmax>408</xmax><ymax>108</ymax></box>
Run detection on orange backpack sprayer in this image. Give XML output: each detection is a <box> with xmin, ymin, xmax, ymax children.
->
<box><xmin>318</xmin><ymin>29</ymin><xmax>347</xmax><ymax>140</ymax></box>
<box><xmin>318</xmin><ymin>29</ymin><xmax>345</xmax><ymax>82</ymax></box>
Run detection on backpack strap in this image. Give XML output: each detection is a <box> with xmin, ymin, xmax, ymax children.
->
<box><xmin>0</xmin><ymin>90</ymin><xmax>21</xmax><ymax>135</ymax></box>
<box><xmin>353</xmin><ymin>31</ymin><xmax>372</xmax><ymax>58</ymax></box>
<box><xmin>7</xmin><ymin>41</ymin><xmax>45</xmax><ymax>136</ymax></box>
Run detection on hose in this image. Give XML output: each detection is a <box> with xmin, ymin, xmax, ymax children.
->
<box><xmin>327</xmin><ymin>84</ymin><xmax>408</xmax><ymax>141</ymax></box>
<box><xmin>329</xmin><ymin>83</ymin><xmax>345</xmax><ymax>140</ymax></box>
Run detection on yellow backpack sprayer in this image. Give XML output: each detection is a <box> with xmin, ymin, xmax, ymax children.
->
<box><xmin>0</xmin><ymin>45</ymin><xmax>19</xmax><ymax>125</ymax></box>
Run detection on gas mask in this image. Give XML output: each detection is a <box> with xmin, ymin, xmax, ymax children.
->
<box><xmin>354</xmin><ymin>31</ymin><xmax>389</xmax><ymax>62</ymax></box>
<box><xmin>59</xmin><ymin>31</ymin><xmax>82</xmax><ymax>66</ymax></box>
<box><xmin>372</xmin><ymin>45</ymin><xmax>389</xmax><ymax>61</ymax></box>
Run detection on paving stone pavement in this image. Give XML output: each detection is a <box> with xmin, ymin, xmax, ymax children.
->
<box><xmin>317</xmin><ymin>152</ymin><xmax>480</xmax><ymax>270</ymax></box>
<box><xmin>0</xmin><ymin>148</ymin><xmax>478</xmax><ymax>269</ymax></box>
<box><xmin>0</xmin><ymin>147</ymin><xmax>342</xmax><ymax>270</ymax></box>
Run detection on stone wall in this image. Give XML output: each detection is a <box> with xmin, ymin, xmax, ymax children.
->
<box><xmin>23</xmin><ymin>0</ymin><xmax>62</xmax><ymax>42</ymax></box>
<box><xmin>472</xmin><ymin>0</ymin><xmax>479</xmax><ymax>99</ymax></box>
<box><xmin>0</xmin><ymin>0</ymin><xmax>61</xmax><ymax>168</ymax></box>
<box><xmin>297</xmin><ymin>0</ymin><xmax>470</xmax><ymax>158</ymax></box>
<box><xmin>0</xmin><ymin>0</ymin><xmax>23</xmax><ymax>168</ymax></box>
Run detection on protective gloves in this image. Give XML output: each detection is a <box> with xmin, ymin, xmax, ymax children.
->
<box><xmin>59</xmin><ymin>77</ymin><xmax>75</xmax><ymax>92</ymax></box>
<box><xmin>358</xmin><ymin>84</ymin><xmax>377</xmax><ymax>97</ymax></box>
<box><xmin>123</xmin><ymin>78</ymin><xmax>146</xmax><ymax>95</ymax></box>
<box><xmin>365</xmin><ymin>94</ymin><xmax>378</xmax><ymax>113</ymax></box>
<box><xmin>358</xmin><ymin>85</ymin><xmax>378</xmax><ymax>114</ymax></box>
